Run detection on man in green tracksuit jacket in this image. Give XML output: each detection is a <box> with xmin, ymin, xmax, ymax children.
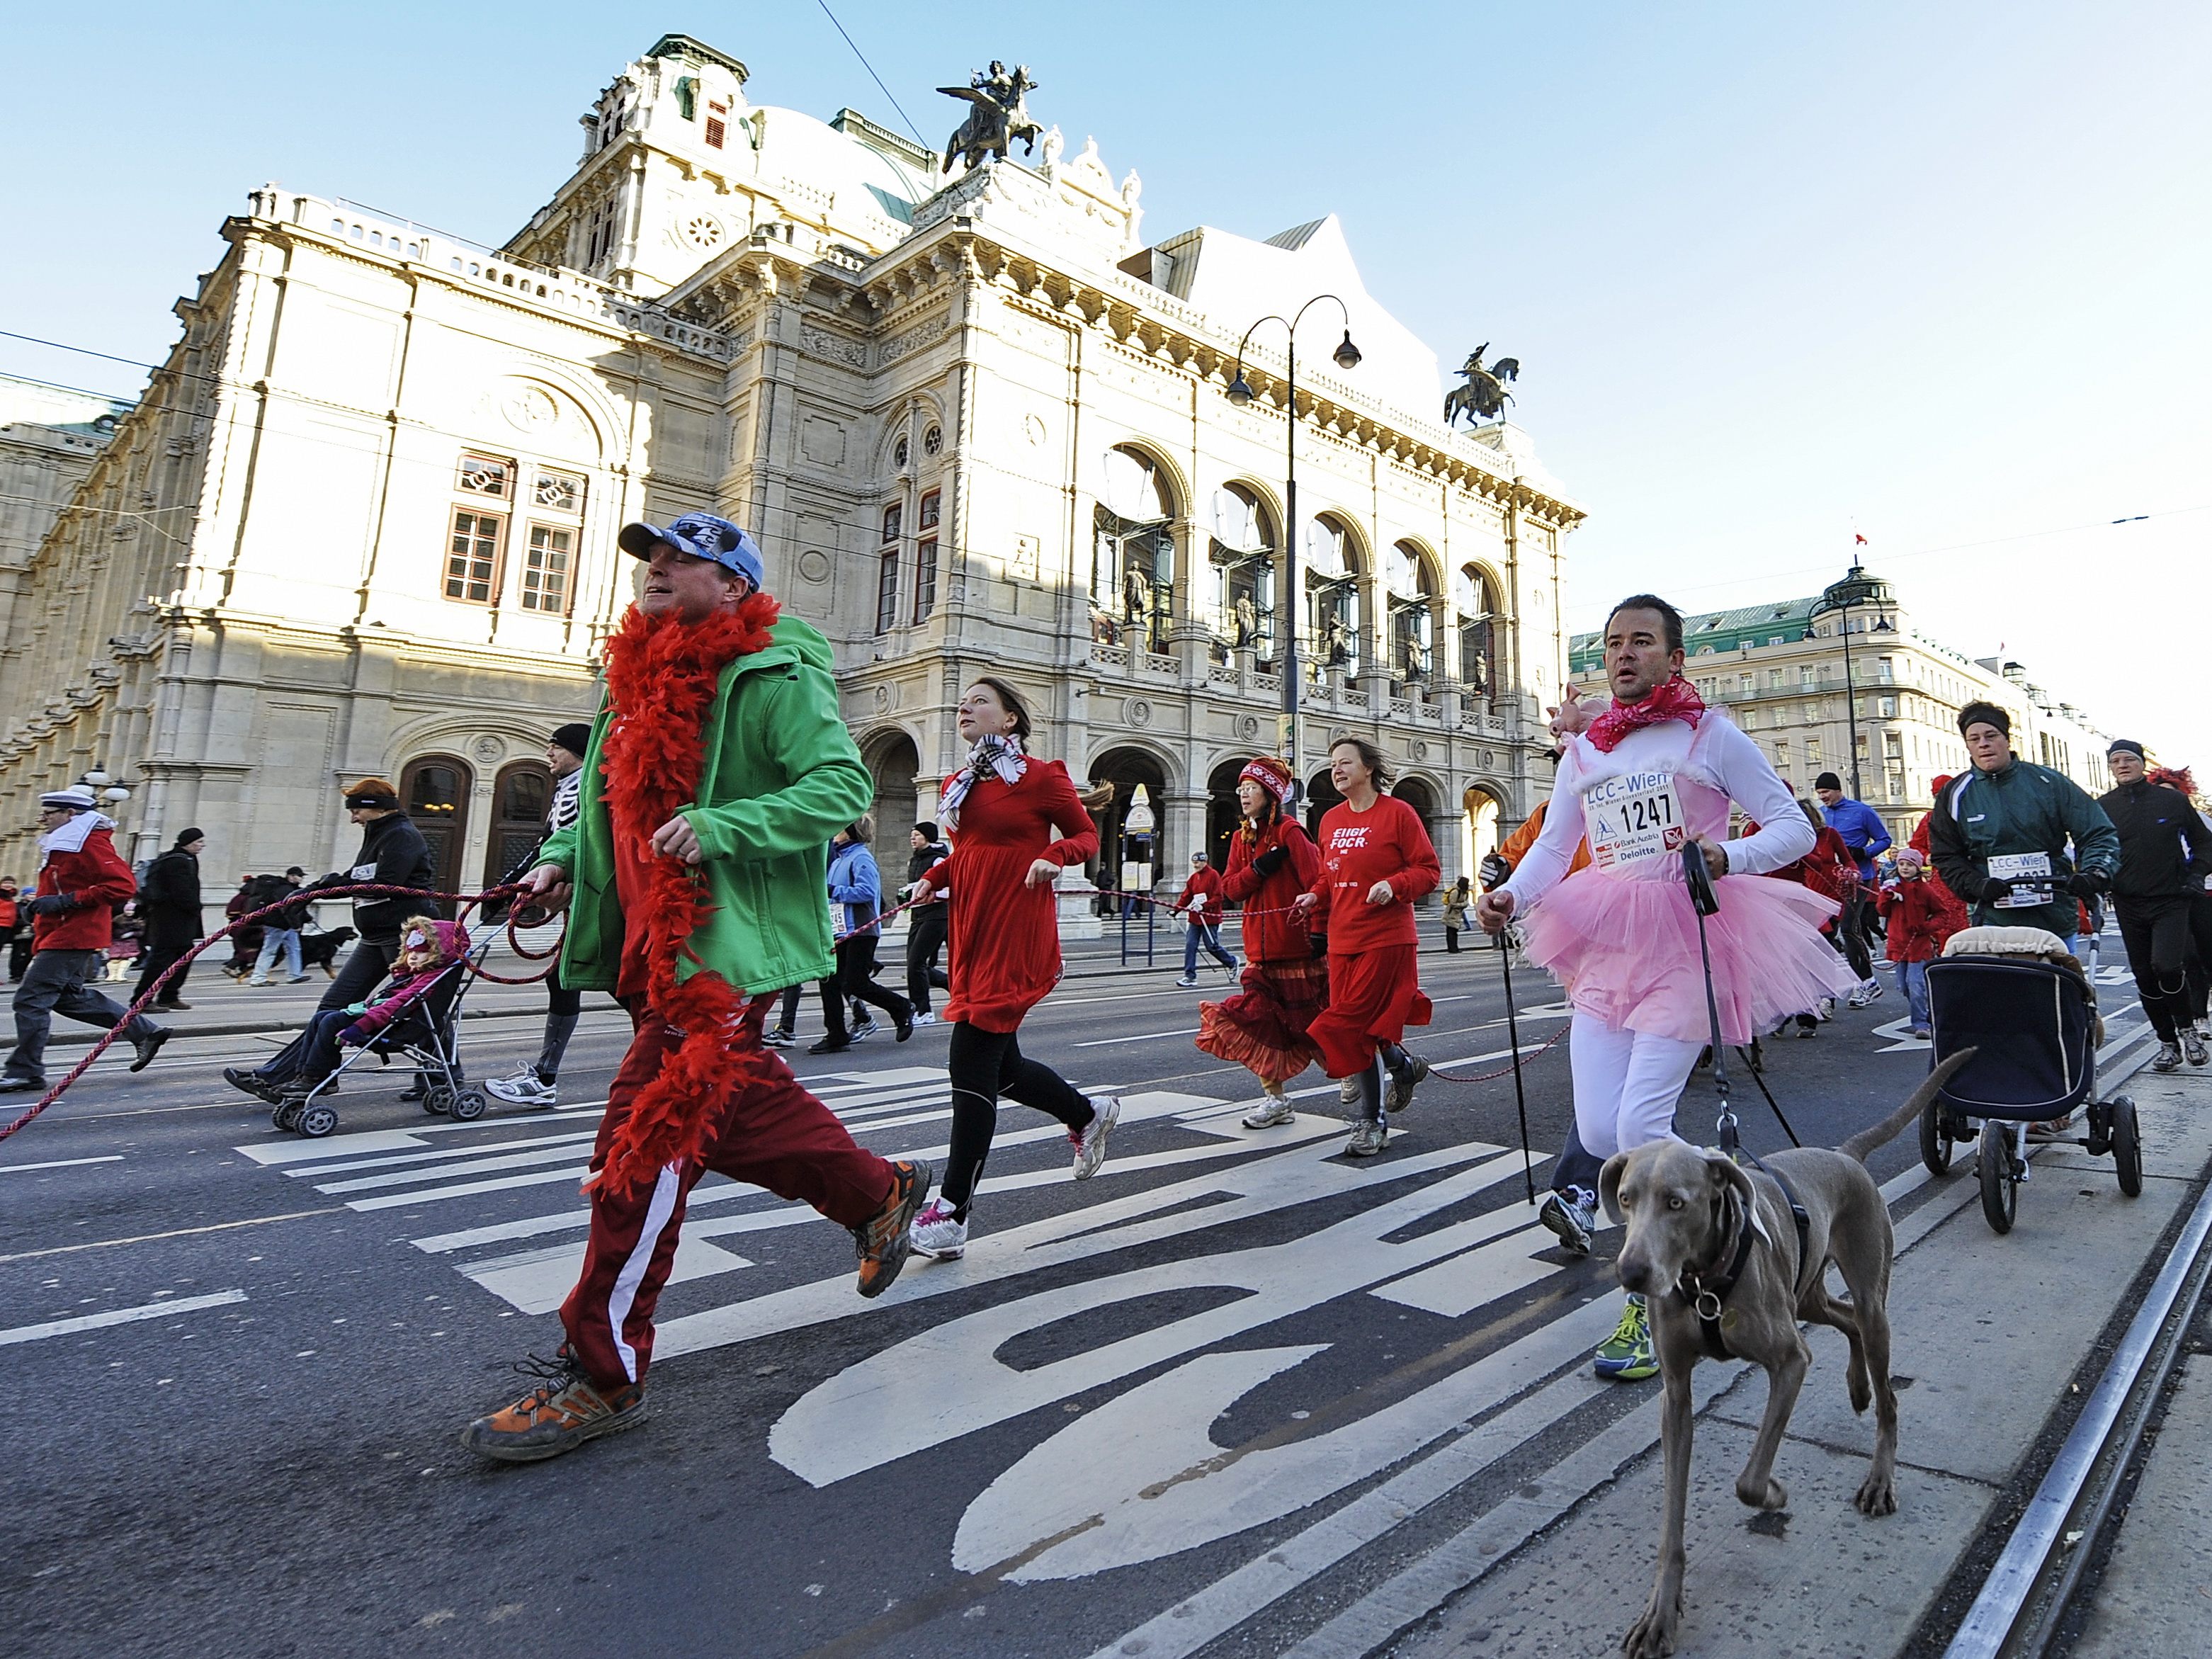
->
<box><xmin>464</xmin><ymin>512</ymin><xmax>933</xmax><ymax>1465</ymax></box>
<box><xmin>1929</xmin><ymin>699</ymin><xmax>2119</xmax><ymax>942</ymax></box>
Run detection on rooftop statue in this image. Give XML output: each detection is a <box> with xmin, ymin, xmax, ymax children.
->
<box><xmin>1444</xmin><ymin>344</ymin><xmax>1520</xmax><ymax>427</ymax></box>
<box><xmin>938</xmin><ymin>62</ymin><xmax>1043</xmax><ymax>174</ymax></box>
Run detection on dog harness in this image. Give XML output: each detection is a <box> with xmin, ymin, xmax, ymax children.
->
<box><xmin>1673</xmin><ymin>1157</ymin><xmax>1815</xmax><ymax>1361</ymax></box>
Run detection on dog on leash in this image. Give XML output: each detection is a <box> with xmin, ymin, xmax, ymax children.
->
<box><xmin>1599</xmin><ymin>1051</ymin><xmax>1973</xmax><ymax>1658</ymax></box>
<box><xmin>298</xmin><ymin>926</ymin><xmax>357</xmax><ymax>977</ymax></box>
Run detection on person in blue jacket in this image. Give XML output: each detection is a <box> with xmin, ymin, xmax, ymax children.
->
<box><xmin>1815</xmin><ymin>770</ymin><xmax>1894</xmax><ymax>1006</ymax></box>
<box><xmin>810</xmin><ymin>816</ymin><xmax>916</xmax><ymax>1055</ymax></box>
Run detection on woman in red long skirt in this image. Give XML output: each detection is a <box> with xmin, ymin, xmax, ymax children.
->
<box><xmin>907</xmin><ymin>677</ymin><xmax>1120</xmax><ymax>1260</ymax></box>
<box><xmin>1294</xmin><ymin>738</ymin><xmax>1441</xmax><ymax>1155</ymax></box>
<box><xmin>1195</xmin><ymin>756</ymin><xmax>1328</xmax><ymax>1128</ymax></box>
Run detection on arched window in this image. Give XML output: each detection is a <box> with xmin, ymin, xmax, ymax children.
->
<box><xmin>399</xmin><ymin>756</ymin><xmax>474</xmax><ymax>895</ymax></box>
<box><xmin>1306</xmin><ymin>516</ymin><xmax>1361</xmax><ymax>674</ymax></box>
<box><xmin>1455</xmin><ymin>564</ymin><xmax>1499</xmax><ymax>698</ymax></box>
<box><xmin>484</xmin><ymin>760</ymin><xmax>553</xmax><ymax>886</ymax></box>
<box><xmin>1388</xmin><ymin>541</ymin><xmax>1437</xmax><ymax>687</ymax></box>
<box><xmin>1208</xmin><ymin>484</ymin><xmax>1276</xmax><ymax>661</ymax></box>
<box><xmin>1093</xmin><ymin>446</ymin><xmax>1176</xmax><ymax>653</ymax></box>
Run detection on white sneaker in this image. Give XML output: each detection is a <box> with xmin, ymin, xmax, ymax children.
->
<box><xmin>1174</xmin><ymin>975</ymin><xmax>1199</xmax><ymax>989</ymax></box>
<box><xmin>1862</xmin><ymin>977</ymin><xmax>1885</xmax><ymax>1002</ymax></box>
<box><xmin>484</xmin><ymin>1069</ymin><xmax>557</xmax><ymax>1109</ymax></box>
<box><xmin>1339</xmin><ymin>1075</ymin><xmax>1361</xmax><ymax>1106</ymax></box>
<box><xmin>1847</xmin><ymin>988</ymin><xmax>1871</xmax><ymax>1009</ymax></box>
<box><xmin>910</xmin><ymin>1011</ymin><xmax>938</xmax><ymax>1026</ymax></box>
<box><xmin>851</xmin><ymin>1016</ymin><xmax>880</xmax><ymax>1042</ymax></box>
<box><xmin>1071</xmin><ymin>1094</ymin><xmax>1121</xmax><ymax>1179</ymax></box>
<box><xmin>1817</xmin><ymin>997</ymin><xmax>1837</xmax><ymax>1021</ymax></box>
<box><xmin>248</xmin><ymin>978</ymin><xmax>268</xmax><ymax>987</ymax></box>
<box><xmin>1345</xmin><ymin>1118</ymin><xmax>1388</xmax><ymax>1156</ymax></box>
<box><xmin>909</xmin><ymin>1200</ymin><xmax>968</xmax><ymax>1259</ymax></box>
<box><xmin>1242</xmin><ymin>1095</ymin><xmax>1295</xmax><ymax>1129</ymax></box>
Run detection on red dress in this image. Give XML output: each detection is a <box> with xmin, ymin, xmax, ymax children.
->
<box><xmin>926</xmin><ymin>759</ymin><xmax>1099</xmax><ymax>1033</ymax></box>
<box><xmin>1304</xmin><ymin>795</ymin><xmax>1440</xmax><ymax>1077</ymax></box>
<box><xmin>1196</xmin><ymin>816</ymin><xmax>1325</xmax><ymax>1083</ymax></box>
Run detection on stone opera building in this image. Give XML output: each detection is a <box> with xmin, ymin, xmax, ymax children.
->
<box><xmin>0</xmin><ymin>33</ymin><xmax>1584</xmax><ymax>903</ymax></box>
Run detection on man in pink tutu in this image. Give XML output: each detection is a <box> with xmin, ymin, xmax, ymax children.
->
<box><xmin>1475</xmin><ymin>594</ymin><xmax>1858</xmax><ymax>1381</ymax></box>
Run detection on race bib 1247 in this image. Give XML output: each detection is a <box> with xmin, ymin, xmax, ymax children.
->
<box><xmin>1586</xmin><ymin>771</ymin><xmax>1686</xmax><ymax>871</ymax></box>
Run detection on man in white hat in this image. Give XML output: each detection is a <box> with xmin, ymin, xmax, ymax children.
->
<box><xmin>0</xmin><ymin>788</ymin><xmax>169</xmax><ymax>1091</ymax></box>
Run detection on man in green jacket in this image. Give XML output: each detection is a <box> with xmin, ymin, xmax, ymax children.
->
<box><xmin>463</xmin><ymin>512</ymin><xmax>933</xmax><ymax>1464</ymax></box>
<box><xmin>1928</xmin><ymin>700</ymin><xmax>2119</xmax><ymax>942</ymax></box>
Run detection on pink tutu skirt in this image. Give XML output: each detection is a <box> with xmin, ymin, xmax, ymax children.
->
<box><xmin>1519</xmin><ymin>868</ymin><xmax>1858</xmax><ymax>1046</ymax></box>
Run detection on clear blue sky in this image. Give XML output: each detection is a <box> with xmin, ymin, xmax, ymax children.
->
<box><xmin>6</xmin><ymin>2</ymin><xmax>2206</xmax><ymax>760</ymax></box>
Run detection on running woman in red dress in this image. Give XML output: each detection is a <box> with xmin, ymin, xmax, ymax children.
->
<box><xmin>1195</xmin><ymin>757</ymin><xmax>1327</xmax><ymax>1128</ymax></box>
<box><xmin>907</xmin><ymin>678</ymin><xmax>1121</xmax><ymax>1259</ymax></box>
<box><xmin>1294</xmin><ymin>739</ymin><xmax>1441</xmax><ymax>1155</ymax></box>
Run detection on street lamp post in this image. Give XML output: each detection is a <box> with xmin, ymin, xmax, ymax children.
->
<box><xmin>1227</xmin><ymin>298</ymin><xmax>1361</xmax><ymax>815</ymax></box>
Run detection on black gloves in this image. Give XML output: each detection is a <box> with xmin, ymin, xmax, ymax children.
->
<box><xmin>1478</xmin><ymin>851</ymin><xmax>1512</xmax><ymax>891</ymax></box>
<box><xmin>26</xmin><ymin>892</ymin><xmax>75</xmax><ymax>918</ymax></box>
<box><xmin>1252</xmin><ymin>846</ymin><xmax>1290</xmax><ymax>878</ymax></box>
<box><xmin>1308</xmin><ymin>932</ymin><xmax>1329</xmax><ymax>960</ymax></box>
<box><xmin>2068</xmin><ymin>871</ymin><xmax>2109</xmax><ymax>899</ymax></box>
<box><xmin>1977</xmin><ymin>875</ymin><xmax>2017</xmax><ymax>905</ymax></box>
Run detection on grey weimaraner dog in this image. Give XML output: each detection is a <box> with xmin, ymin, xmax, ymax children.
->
<box><xmin>1599</xmin><ymin>1051</ymin><xmax>1973</xmax><ymax>1658</ymax></box>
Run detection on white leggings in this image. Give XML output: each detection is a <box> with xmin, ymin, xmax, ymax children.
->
<box><xmin>1567</xmin><ymin>1010</ymin><xmax>1703</xmax><ymax>1163</ymax></box>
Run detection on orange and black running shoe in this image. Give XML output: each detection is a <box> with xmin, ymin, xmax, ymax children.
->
<box><xmin>460</xmin><ymin>1350</ymin><xmax>647</xmax><ymax>1463</ymax></box>
<box><xmin>853</xmin><ymin>1158</ymin><xmax>934</xmax><ymax>1298</ymax></box>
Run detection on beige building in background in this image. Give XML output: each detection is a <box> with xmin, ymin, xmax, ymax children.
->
<box><xmin>1570</xmin><ymin>563</ymin><xmax>2111</xmax><ymax>844</ymax></box>
<box><xmin>0</xmin><ymin>33</ymin><xmax>1582</xmax><ymax>902</ymax></box>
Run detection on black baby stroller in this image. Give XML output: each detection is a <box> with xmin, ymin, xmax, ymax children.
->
<box><xmin>1919</xmin><ymin>926</ymin><xmax>2142</xmax><ymax>1234</ymax></box>
<box><xmin>268</xmin><ymin>947</ymin><xmax>487</xmax><ymax>1138</ymax></box>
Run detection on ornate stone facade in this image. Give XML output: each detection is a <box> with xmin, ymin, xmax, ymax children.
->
<box><xmin>0</xmin><ymin>33</ymin><xmax>1583</xmax><ymax>903</ymax></box>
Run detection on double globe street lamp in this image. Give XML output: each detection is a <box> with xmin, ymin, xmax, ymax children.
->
<box><xmin>1226</xmin><ymin>298</ymin><xmax>1362</xmax><ymax>815</ymax></box>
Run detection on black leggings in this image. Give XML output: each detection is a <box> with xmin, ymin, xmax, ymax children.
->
<box><xmin>2117</xmin><ymin>896</ymin><xmax>2212</xmax><ymax>1041</ymax></box>
<box><xmin>941</xmin><ymin>1021</ymin><xmax>1094</xmax><ymax>1218</ymax></box>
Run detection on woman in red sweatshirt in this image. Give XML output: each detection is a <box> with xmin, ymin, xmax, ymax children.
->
<box><xmin>1196</xmin><ymin>756</ymin><xmax>1325</xmax><ymax>1127</ymax></box>
<box><xmin>906</xmin><ymin>677</ymin><xmax>1118</xmax><ymax>1260</ymax></box>
<box><xmin>1293</xmin><ymin>739</ymin><xmax>1441</xmax><ymax>1155</ymax></box>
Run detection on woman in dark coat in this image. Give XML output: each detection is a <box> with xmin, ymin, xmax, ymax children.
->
<box><xmin>134</xmin><ymin>828</ymin><xmax>205</xmax><ymax>1010</ymax></box>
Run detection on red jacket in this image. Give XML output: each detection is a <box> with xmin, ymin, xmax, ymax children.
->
<box><xmin>1877</xmin><ymin>877</ymin><xmax>1954</xmax><ymax>963</ymax></box>
<box><xmin>1907</xmin><ymin>809</ymin><xmax>1972</xmax><ymax>938</ymax></box>
<box><xmin>1307</xmin><ymin>794</ymin><xmax>1441</xmax><ymax>954</ymax></box>
<box><xmin>1173</xmin><ymin>865</ymin><xmax>1225</xmax><ymax>924</ymax></box>
<box><xmin>1219</xmin><ymin>817</ymin><xmax>1322</xmax><ymax>965</ymax></box>
<box><xmin>30</xmin><ymin>824</ymin><xmax>137</xmax><ymax>951</ymax></box>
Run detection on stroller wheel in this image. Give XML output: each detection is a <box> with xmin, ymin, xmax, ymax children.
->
<box><xmin>448</xmin><ymin>1088</ymin><xmax>487</xmax><ymax>1123</ymax></box>
<box><xmin>1978</xmin><ymin>1124</ymin><xmax>2017</xmax><ymax>1235</ymax></box>
<box><xmin>275</xmin><ymin>1098</ymin><xmax>305</xmax><ymax>1133</ymax></box>
<box><xmin>422</xmin><ymin>1085</ymin><xmax>453</xmax><ymax>1116</ymax></box>
<box><xmin>1918</xmin><ymin>1097</ymin><xmax>1953</xmax><ymax>1177</ymax></box>
<box><xmin>2111</xmin><ymin>1097</ymin><xmax>2143</xmax><ymax>1198</ymax></box>
<box><xmin>296</xmin><ymin>1102</ymin><xmax>339</xmax><ymax>1139</ymax></box>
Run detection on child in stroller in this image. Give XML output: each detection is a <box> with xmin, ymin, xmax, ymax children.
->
<box><xmin>225</xmin><ymin>917</ymin><xmax>472</xmax><ymax>1134</ymax></box>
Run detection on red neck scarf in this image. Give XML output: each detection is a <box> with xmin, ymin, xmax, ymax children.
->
<box><xmin>591</xmin><ymin>594</ymin><xmax>781</xmax><ymax>1197</ymax></box>
<box><xmin>1584</xmin><ymin>674</ymin><xmax>1706</xmax><ymax>754</ymax></box>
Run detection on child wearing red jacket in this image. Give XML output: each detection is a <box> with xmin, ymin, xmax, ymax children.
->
<box><xmin>0</xmin><ymin>788</ymin><xmax>169</xmax><ymax>1092</ymax></box>
<box><xmin>1878</xmin><ymin>850</ymin><xmax>1953</xmax><ymax>1038</ymax></box>
<box><xmin>1294</xmin><ymin>740</ymin><xmax>1440</xmax><ymax>1155</ymax></box>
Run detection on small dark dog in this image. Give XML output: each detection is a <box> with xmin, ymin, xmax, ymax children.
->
<box><xmin>299</xmin><ymin>927</ymin><xmax>358</xmax><ymax>976</ymax></box>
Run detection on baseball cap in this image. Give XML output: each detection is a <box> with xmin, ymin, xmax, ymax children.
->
<box><xmin>617</xmin><ymin>513</ymin><xmax>764</xmax><ymax>591</ymax></box>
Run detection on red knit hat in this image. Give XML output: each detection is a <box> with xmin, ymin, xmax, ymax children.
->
<box><xmin>1239</xmin><ymin>756</ymin><xmax>1294</xmax><ymax>805</ymax></box>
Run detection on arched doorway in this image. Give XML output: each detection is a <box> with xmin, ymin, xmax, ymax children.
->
<box><xmin>399</xmin><ymin>755</ymin><xmax>472</xmax><ymax>895</ymax></box>
<box><xmin>1089</xmin><ymin>746</ymin><xmax>1170</xmax><ymax>915</ymax></box>
<box><xmin>1463</xmin><ymin>785</ymin><xmax>1503</xmax><ymax>883</ymax></box>
<box><xmin>1304</xmin><ymin>766</ymin><xmax>1345</xmax><ymax>840</ymax></box>
<box><xmin>864</xmin><ymin>731</ymin><xmax>922</xmax><ymax>867</ymax></box>
<box><xmin>484</xmin><ymin>760</ymin><xmax>552</xmax><ymax>885</ymax></box>
<box><xmin>1204</xmin><ymin>757</ymin><xmax>1247</xmax><ymax>874</ymax></box>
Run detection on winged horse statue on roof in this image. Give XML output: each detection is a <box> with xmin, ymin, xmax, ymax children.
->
<box><xmin>938</xmin><ymin>62</ymin><xmax>1043</xmax><ymax>174</ymax></box>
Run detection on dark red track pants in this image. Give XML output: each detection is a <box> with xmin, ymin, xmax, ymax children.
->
<box><xmin>560</xmin><ymin>993</ymin><xmax>895</xmax><ymax>1388</ymax></box>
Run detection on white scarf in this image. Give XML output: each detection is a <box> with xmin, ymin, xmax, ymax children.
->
<box><xmin>939</xmin><ymin>735</ymin><xmax>1028</xmax><ymax>832</ymax></box>
<box><xmin>38</xmin><ymin>810</ymin><xmax>117</xmax><ymax>867</ymax></box>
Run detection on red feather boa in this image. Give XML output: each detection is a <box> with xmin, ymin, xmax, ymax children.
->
<box><xmin>591</xmin><ymin>594</ymin><xmax>783</xmax><ymax>1199</ymax></box>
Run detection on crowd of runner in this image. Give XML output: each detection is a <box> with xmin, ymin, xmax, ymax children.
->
<box><xmin>11</xmin><ymin>509</ymin><xmax>2196</xmax><ymax>1465</ymax></box>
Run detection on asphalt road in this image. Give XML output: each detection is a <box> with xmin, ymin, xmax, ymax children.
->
<box><xmin>0</xmin><ymin>940</ymin><xmax>2155</xmax><ymax>1658</ymax></box>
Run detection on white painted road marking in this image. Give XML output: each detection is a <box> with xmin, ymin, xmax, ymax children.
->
<box><xmin>0</xmin><ymin>1289</ymin><xmax>248</xmax><ymax>1346</ymax></box>
<box><xmin>0</xmin><ymin>1155</ymin><xmax>124</xmax><ymax>1173</ymax></box>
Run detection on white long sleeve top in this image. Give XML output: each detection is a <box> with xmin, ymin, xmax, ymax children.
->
<box><xmin>1502</xmin><ymin>713</ymin><xmax>1815</xmax><ymax>915</ymax></box>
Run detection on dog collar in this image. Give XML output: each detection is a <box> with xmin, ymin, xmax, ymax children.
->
<box><xmin>1675</xmin><ymin>1190</ymin><xmax>1756</xmax><ymax>1357</ymax></box>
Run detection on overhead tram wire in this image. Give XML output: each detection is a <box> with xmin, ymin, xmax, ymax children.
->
<box><xmin>812</xmin><ymin>0</ymin><xmax>929</xmax><ymax>149</ymax></box>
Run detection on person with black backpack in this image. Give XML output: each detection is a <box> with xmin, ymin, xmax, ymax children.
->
<box><xmin>246</xmin><ymin>867</ymin><xmax>314</xmax><ymax>986</ymax></box>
